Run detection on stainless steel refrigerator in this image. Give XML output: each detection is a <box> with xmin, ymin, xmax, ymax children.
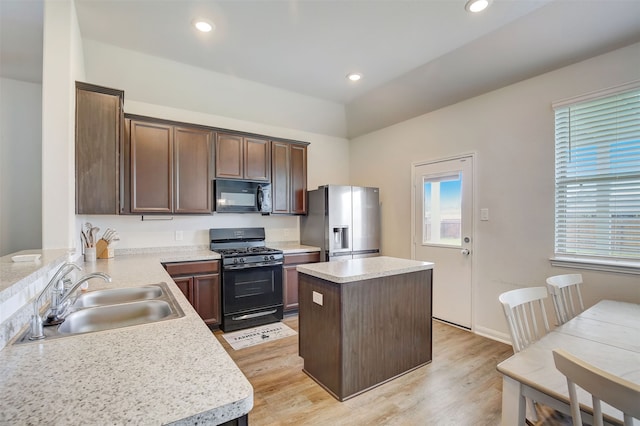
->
<box><xmin>301</xmin><ymin>185</ymin><xmax>380</xmax><ymax>261</ymax></box>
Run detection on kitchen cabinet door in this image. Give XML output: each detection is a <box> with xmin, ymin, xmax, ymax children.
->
<box><xmin>193</xmin><ymin>274</ymin><xmax>221</xmax><ymax>326</ymax></box>
<box><xmin>216</xmin><ymin>133</ymin><xmax>244</xmax><ymax>179</ymax></box>
<box><xmin>173</xmin><ymin>276</ymin><xmax>193</xmax><ymax>301</ymax></box>
<box><xmin>271</xmin><ymin>141</ymin><xmax>290</xmax><ymax>214</ymax></box>
<box><xmin>244</xmin><ymin>137</ymin><xmax>270</xmax><ymax>181</ymax></box>
<box><xmin>271</xmin><ymin>141</ymin><xmax>308</xmax><ymax>215</ymax></box>
<box><xmin>125</xmin><ymin>117</ymin><xmax>213</xmax><ymax>214</ymax></box>
<box><xmin>290</xmin><ymin>144</ymin><xmax>308</xmax><ymax>214</ymax></box>
<box><xmin>128</xmin><ymin>119</ymin><xmax>174</xmax><ymax>213</ymax></box>
<box><xmin>283</xmin><ymin>251</ymin><xmax>321</xmax><ymax>312</ymax></box>
<box><xmin>164</xmin><ymin>260</ymin><xmax>221</xmax><ymax>327</ymax></box>
<box><xmin>174</xmin><ymin>126</ymin><xmax>213</xmax><ymax>213</ymax></box>
<box><xmin>75</xmin><ymin>82</ymin><xmax>124</xmax><ymax>214</ymax></box>
<box><xmin>216</xmin><ymin>133</ymin><xmax>270</xmax><ymax>181</ymax></box>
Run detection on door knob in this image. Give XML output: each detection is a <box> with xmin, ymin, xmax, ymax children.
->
<box><xmin>461</xmin><ymin>249</ymin><xmax>470</xmax><ymax>255</ymax></box>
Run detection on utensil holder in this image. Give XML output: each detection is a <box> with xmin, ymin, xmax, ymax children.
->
<box><xmin>84</xmin><ymin>247</ymin><xmax>97</xmax><ymax>262</ymax></box>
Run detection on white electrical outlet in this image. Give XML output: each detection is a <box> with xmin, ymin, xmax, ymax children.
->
<box><xmin>312</xmin><ymin>291</ymin><xmax>323</xmax><ymax>306</ymax></box>
<box><xmin>175</xmin><ymin>231</ymin><xmax>183</xmax><ymax>241</ymax></box>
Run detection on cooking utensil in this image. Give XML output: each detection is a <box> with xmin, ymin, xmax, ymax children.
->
<box><xmin>90</xmin><ymin>227</ymin><xmax>100</xmax><ymax>247</ymax></box>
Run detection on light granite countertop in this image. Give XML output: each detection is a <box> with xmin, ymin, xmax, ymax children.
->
<box><xmin>0</xmin><ymin>248</ymin><xmax>72</xmax><ymax>304</ymax></box>
<box><xmin>267</xmin><ymin>242</ymin><xmax>320</xmax><ymax>254</ymax></box>
<box><xmin>0</xmin><ymin>249</ymin><xmax>252</xmax><ymax>425</ymax></box>
<box><xmin>296</xmin><ymin>256</ymin><xmax>434</xmax><ymax>284</ymax></box>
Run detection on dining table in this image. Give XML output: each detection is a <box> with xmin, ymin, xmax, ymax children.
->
<box><xmin>497</xmin><ymin>300</ymin><xmax>640</xmax><ymax>426</ymax></box>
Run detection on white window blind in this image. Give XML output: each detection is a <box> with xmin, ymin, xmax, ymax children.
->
<box><xmin>554</xmin><ymin>86</ymin><xmax>640</xmax><ymax>261</ymax></box>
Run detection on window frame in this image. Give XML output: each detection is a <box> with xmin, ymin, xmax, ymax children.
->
<box><xmin>550</xmin><ymin>81</ymin><xmax>640</xmax><ymax>275</ymax></box>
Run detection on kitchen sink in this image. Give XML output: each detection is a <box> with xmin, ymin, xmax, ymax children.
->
<box><xmin>13</xmin><ymin>282</ymin><xmax>184</xmax><ymax>344</ymax></box>
<box><xmin>58</xmin><ymin>300</ymin><xmax>176</xmax><ymax>334</ymax></box>
<box><xmin>71</xmin><ymin>285</ymin><xmax>164</xmax><ymax>308</ymax></box>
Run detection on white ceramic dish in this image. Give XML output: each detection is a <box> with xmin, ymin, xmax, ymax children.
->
<box><xmin>11</xmin><ymin>254</ymin><xmax>42</xmax><ymax>263</ymax></box>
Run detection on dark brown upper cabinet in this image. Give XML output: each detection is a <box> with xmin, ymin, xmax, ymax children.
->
<box><xmin>215</xmin><ymin>132</ymin><xmax>270</xmax><ymax>181</ymax></box>
<box><xmin>272</xmin><ymin>141</ymin><xmax>308</xmax><ymax>215</ymax></box>
<box><xmin>125</xmin><ymin>116</ymin><xmax>213</xmax><ymax>214</ymax></box>
<box><xmin>75</xmin><ymin>82</ymin><xmax>124</xmax><ymax>214</ymax></box>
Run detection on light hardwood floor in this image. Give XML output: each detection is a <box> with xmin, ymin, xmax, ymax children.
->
<box><xmin>214</xmin><ymin>316</ymin><xmax>568</xmax><ymax>426</ymax></box>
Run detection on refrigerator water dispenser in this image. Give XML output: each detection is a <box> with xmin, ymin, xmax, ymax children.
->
<box><xmin>332</xmin><ymin>226</ymin><xmax>350</xmax><ymax>250</ymax></box>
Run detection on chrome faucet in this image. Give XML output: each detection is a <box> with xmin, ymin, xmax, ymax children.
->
<box><xmin>56</xmin><ymin>272</ymin><xmax>112</xmax><ymax>313</ymax></box>
<box><xmin>30</xmin><ymin>262</ymin><xmax>82</xmax><ymax>340</ymax></box>
<box><xmin>29</xmin><ymin>262</ymin><xmax>111</xmax><ymax>340</ymax></box>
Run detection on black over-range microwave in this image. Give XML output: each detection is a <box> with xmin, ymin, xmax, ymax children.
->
<box><xmin>214</xmin><ymin>179</ymin><xmax>272</xmax><ymax>214</ymax></box>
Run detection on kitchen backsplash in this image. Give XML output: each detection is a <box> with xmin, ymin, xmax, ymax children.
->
<box><xmin>75</xmin><ymin>214</ymin><xmax>300</xmax><ymax>250</ymax></box>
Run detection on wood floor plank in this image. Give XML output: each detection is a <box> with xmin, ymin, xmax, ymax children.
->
<box><xmin>214</xmin><ymin>315</ymin><xmax>569</xmax><ymax>425</ymax></box>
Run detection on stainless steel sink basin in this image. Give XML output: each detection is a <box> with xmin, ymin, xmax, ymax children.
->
<box><xmin>72</xmin><ymin>285</ymin><xmax>164</xmax><ymax>308</ymax></box>
<box><xmin>13</xmin><ymin>282</ymin><xmax>184</xmax><ymax>344</ymax></box>
<box><xmin>58</xmin><ymin>300</ymin><xmax>176</xmax><ymax>334</ymax></box>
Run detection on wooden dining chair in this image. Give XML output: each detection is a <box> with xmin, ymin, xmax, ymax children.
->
<box><xmin>546</xmin><ymin>274</ymin><xmax>585</xmax><ymax>325</ymax></box>
<box><xmin>553</xmin><ymin>349</ymin><xmax>640</xmax><ymax>426</ymax></box>
<box><xmin>499</xmin><ymin>286</ymin><xmax>551</xmax><ymax>353</ymax></box>
<box><xmin>499</xmin><ymin>286</ymin><xmax>552</xmax><ymax>423</ymax></box>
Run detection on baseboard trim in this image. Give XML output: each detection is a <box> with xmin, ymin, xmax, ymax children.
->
<box><xmin>474</xmin><ymin>325</ymin><xmax>513</xmax><ymax>346</ymax></box>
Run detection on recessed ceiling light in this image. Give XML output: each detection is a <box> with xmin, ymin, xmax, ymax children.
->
<box><xmin>193</xmin><ymin>19</ymin><xmax>214</xmax><ymax>33</ymax></box>
<box><xmin>465</xmin><ymin>0</ymin><xmax>491</xmax><ymax>13</ymax></box>
<box><xmin>347</xmin><ymin>73</ymin><xmax>362</xmax><ymax>82</ymax></box>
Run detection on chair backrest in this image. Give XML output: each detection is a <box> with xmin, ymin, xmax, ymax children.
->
<box><xmin>546</xmin><ymin>274</ymin><xmax>585</xmax><ymax>325</ymax></box>
<box><xmin>553</xmin><ymin>349</ymin><xmax>640</xmax><ymax>426</ymax></box>
<box><xmin>499</xmin><ymin>286</ymin><xmax>551</xmax><ymax>352</ymax></box>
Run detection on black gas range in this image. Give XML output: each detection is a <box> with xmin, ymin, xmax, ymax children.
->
<box><xmin>210</xmin><ymin>228</ymin><xmax>284</xmax><ymax>332</ymax></box>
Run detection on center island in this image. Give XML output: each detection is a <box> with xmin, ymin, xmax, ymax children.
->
<box><xmin>296</xmin><ymin>256</ymin><xmax>434</xmax><ymax>401</ymax></box>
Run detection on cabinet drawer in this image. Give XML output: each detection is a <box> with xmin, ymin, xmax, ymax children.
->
<box><xmin>284</xmin><ymin>252</ymin><xmax>320</xmax><ymax>265</ymax></box>
<box><xmin>164</xmin><ymin>260</ymin><xmax>219</xmax><ymax>276</ymax></box>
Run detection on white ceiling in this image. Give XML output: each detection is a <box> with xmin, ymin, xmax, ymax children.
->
<box><xmin>2</xmin><ymin>0</ymin><xmax>640</xmax><ymax>137</ymax></box>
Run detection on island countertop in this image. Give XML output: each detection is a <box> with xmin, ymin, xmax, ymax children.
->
<box><xmin>296</xmin><ymin>256</ymin><xmax>434</xmax><ymax>284</ymax></box>
<box><xmin>0</xmin><ymin>249</ymin><xmax>251</xmax><ymax>425</ymax></box>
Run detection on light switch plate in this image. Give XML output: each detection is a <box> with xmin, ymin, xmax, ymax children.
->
<box><xmin>480</xmin><ymin>208</ymin><xmax>489</xmax><ymax>221</ymax></box>
<box><xmin>312</xmin><ymin>291</ymin><xmax>323</xmax><ymax>306</ymax></box>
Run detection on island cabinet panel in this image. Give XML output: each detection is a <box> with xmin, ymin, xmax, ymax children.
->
<box><xmin>215</xmin><ymin>133</ymin><xmax>270</xmax><ymax>181</ymax></box>
<box><xmin>271</xmin><ymin>141</ymin><xmax>308</xmax><ymax>214</ymax></box>
<box><xmin>75</xmin><ymin>82</ymin><xmax>124</xmax><ymax>214</ymax></box>
<box><xmin>298</xmin><ymin>269</ymin><xmax>433</xmax><ymax>401</ymax></box>
<box><xmin>283</xmin><ymin>252</ymin><xmax>321</xmax><ymax>312</ymax></box>
<box><xmin>164</xmin><ymin>260</ymin><xmax>221</xmax><ymax>327</ymax></box>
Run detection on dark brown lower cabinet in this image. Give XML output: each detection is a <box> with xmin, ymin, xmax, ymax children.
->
<box><xmin>283</xmin><ymin>251</ymin><xmax>321</xmax><ymax>312</ymax></box>
<box><xmin>164</xmin><ymin>260</ymin><xmax>220</xmax><ymax>326</ymax></box>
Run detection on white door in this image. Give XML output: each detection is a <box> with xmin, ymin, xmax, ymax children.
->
<box><xmin>412</xmin><ymin>156</ymin><xmax>473</xmax><ymax>329</ymax></box>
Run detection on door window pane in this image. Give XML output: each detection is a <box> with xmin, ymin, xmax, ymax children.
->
<box><xmin>423</xmin><ymin>173</ymin><xmax>462</xmax><ymax>246</ymax></box>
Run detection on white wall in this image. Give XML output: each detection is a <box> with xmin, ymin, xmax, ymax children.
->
<box><xmin>82</xmin><ymin>39</ymin><xmax>347</xmax><ymax>139</ymax></box>
<box><xmin>74</xmin><ymin>40</ymin><xmax>350</xmax><ymax>250</ymax></box>
<box><xmin>41</xmin><ymin>0</ymin><xmax>85</xmax><ymax>250</ymax></box>
<box><xmin>349</xmin><ymin>42</ymin><xmax>640</xmax><ymax>340</ymax></box>
<box><xmin>0</xmin><ymin>78</ymin><xmax>42</xmax><ymax>256</ymax></box>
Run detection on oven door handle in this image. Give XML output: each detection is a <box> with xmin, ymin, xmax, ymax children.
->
<box><xmin>224</xmin><ymin>261</ymin><xmax>283</xmax><ymax>270</ymax></box>
<box><xmin>232</xmin><ymin>309</ymin><xmax>278</xmax><ymax>321</ymax></box>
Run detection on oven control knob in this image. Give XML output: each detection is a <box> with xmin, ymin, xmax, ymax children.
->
<box><xmin>233</xmin><ymin>258</ymin><xmax>239</xmax><ymax>264</ymax></box>
<box><xmin>240</xmin><ymin>258</ymin><xmax>245</xmax><ymax>263</ymax></box>
<box><xmin>269</xmin><ymin>255</ymin><xmax>275</xmax><ymax>260</ymax></box>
